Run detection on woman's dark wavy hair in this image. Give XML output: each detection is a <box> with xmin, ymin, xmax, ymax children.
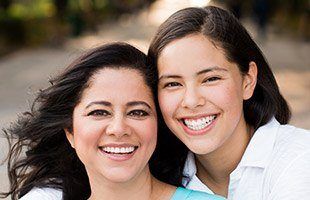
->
<box><xmin>148</xmin><ymin>6</ymin><xmax>291</xmax><ymax>186</ymax></box>
<box><xmin>1</xmin><ymin>42</ymin><xmax>157</xmax><ymax>200</ymax></box>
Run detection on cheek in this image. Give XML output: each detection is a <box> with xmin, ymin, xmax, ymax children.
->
<box><xmin>207</xmin><ymin>83</ymin><xmax>244</xmax><ymax>114</ymax></box>
<box><xmin>132</xmin><ymin>120</ymin><xmax>158</xmax><ymax>164</ymax></box>
<box><xmin>158</xmin><ymin>91</ymin><xmax>180</xmax><ymax>118</ymax></box>
<box><xmin>134</xmin><ymin>119</ymin><xmax>158</xmax><ymax>153</ymax></box>
<box><xmin>143</xmin><ymin>119</ymin><xmax>158</xmax><ymax>145</ymax></box>
<box><xmin>73</xmin><ymin>119</ymin><xmax>103</xmax><ymax>149</ymax></box>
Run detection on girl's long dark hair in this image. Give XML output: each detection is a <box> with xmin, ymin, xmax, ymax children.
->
<box><xmin>148</xmin><ymin>6</ymin><xmax>291</xmax><ymax>186</ymax></box>
<box><xmin>1</xmin><ymin>42</ymin><xmax>156</xmax><ymax>200</ymax></box>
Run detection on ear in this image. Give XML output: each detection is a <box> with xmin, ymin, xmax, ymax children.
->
<box><xmin>243</xmin><ymin>61</ymin><xmax>258</xmax><ymax>100</ymax></box>
<box><xmin>64</xmin><ymin>129</ymin><xmax>75</xmax><ymax>148</ymax></box>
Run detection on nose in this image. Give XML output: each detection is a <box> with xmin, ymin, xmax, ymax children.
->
<box><xmin>106</xmin><ymin>115</ymin><xmax>131</xmax><ymax>138</ymax></box>
<box><xmin>181</xmin><ymin>86</ymin><xmax>205</xmax><ymax>109</ymax></box>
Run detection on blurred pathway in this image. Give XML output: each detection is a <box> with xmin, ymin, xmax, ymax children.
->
<box><xmin>0</xmin><ymin>0</ymin><xmax>309</xmax><ymax>196</ymax></box>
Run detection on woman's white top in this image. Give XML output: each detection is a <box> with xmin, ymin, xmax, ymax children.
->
<box><xmin>19</xmin><ymin>187</ymin><xmax>62</xmax><ymax>200</ymax></box>
<box><xmin>183</xmin><ymin>118</ymin><xmax>310</xmax><ymax>200</ymax></box>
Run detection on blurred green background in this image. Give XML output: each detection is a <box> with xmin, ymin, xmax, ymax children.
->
<box><xmin>0</xmin><ymin>0</ymin><xmax>156</xmax><ymax>55</ymax></box>
<box><xmin>0</xmin><ymin>0</ymin><xmax>309</xmax><ymax>56</ymax></box>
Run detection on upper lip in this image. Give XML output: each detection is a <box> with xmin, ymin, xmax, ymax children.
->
<box><xmin>99</xmin><ymin>143</ymin><xmax>138</xmax><ymax>148</ymax></box>
<box><xmin>178</xmin><ymin>113</ymin><xmax>218</xmax><ymax>120</ymax></box>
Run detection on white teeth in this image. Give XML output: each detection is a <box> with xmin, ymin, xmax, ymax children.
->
<box><xmin>102</xmin><ymin>146</ymin><xmax>135</xmax><ymax>154</ymax></box>
<box><xmin>184</xmin><ymin>115</ymin><xmax>216</xmax><ymax>131</ymax></box>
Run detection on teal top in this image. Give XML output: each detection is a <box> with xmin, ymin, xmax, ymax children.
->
<box><xmin>171</xmin><ymin>187</ymin><xmax>225</xmax><ymax>200</ymax></box>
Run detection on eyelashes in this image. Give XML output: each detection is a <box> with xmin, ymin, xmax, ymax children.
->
<box><xmin>87</xmin><ymin>109</ymin><xmax>150</xmax><ymax>118</ymax></box>
<box><xmin>202</xmin><ymin>76</ymin><xmax>221</xmax><ymax>83</ymax></box>
<box><xmin>162</xmin><ymin>76</ymin><xmax>222</xmax><ymax>89</ymax></box>
<box><xmin>127</xmin><ymin>110</ymin><xmax>149</xmax><ymax>117</ymax></box>
<box><xmin>87</xmin><ymin>109</ymin><xmax>110</xmax><ymax>116</ymax></box>
<box><xmin>163</xmin><ymin>82</ymin><xmax>182</xmax><ymax>88</ymax></box>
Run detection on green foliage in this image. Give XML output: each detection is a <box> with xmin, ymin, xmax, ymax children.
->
<box><xmin>6</xmin><ymin>0</ymin><xmax>55</xmax><ymax>20</ymax></box>
<box><xmin>0</xmin><ymin>0</ymin><xmax>154</xmax><ymax>55</ymax></box>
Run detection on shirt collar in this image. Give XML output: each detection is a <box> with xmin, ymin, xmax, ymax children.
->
<box><xmin>183</xmin><ymin>151</ymin><xmax>196</xmax><ymax>186</ymax></box>
<box><xmin>237</xmin><ymin>117</ymin><xmax>280</xmax><ymax>168</ymax></box>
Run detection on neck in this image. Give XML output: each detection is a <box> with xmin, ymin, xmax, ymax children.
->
<box><xmin>195</xmin><ymin>117</ymin><xmax>252</xmax><ymax>196</ymax></box>
<box><xmin>88</xmin><ymin>166</ymin><xmax>175</xmax><ymax>200</ymax></box>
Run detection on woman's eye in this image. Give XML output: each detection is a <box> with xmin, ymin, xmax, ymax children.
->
<box><xmin>203</xmin><ymin>77</ymin><xmax>221</xmax><ymax>83</ymax></box>
<box><xmin>128</xmin><ymin>110</ymin><xmax>149</xmax><ymax>117</ymax></box>
<box><xmin>87</xmin><ymin>110</ymin><xmax>110</xmax><ymax>116</ymax></box>
<box><xmin>163</xmin><ymin>82</ymin><xmax>182</xmax><ymax>88</ymax></box>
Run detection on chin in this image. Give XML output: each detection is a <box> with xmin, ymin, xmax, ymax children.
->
<box><xmin>190</xmin><ymin>147</ymin><xmax>212</xmax><ymax>155</ymax></box>
<box><xmin>91</xmin><ymin>166</ymin><xmax>138</xmax><ymax>184</ymax></box>
<box><xmin>187</xmin><ymin>141</ymin><xmax>219</xmax><ymax>155</ymax></box>
<box><xmin>105</xmin><ymin>172</ymin><xmax>136</xmax><ymax>183</ymax></box>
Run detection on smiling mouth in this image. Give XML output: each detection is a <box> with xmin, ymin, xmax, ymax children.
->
<box><xmin>99</xmin><ymin>146</ymin><xmax>138</xmax><ymax>155</ymax></box>
<box><xmin>181</xmin><ymin>114</ymin><xmax>217</xmax><ymax>131</ymax></box>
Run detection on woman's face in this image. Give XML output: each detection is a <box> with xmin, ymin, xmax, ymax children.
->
<box><xmin>66</xmin><ymin>68</ymin><xmax>157</xmax><ymax>184</ymax></box>
<box><xmin>157</xmin><ymin>34</ymin><xmax>256</xmax><ymax>155</ymax></box>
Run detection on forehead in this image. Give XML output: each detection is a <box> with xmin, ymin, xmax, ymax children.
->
<box><xmin>80</xmin><ymin>68</ymin><xmax>153</xmax><ymax>103</ymax></box>
<box><xmin>158</xmin><ymin>34</ymin><xmax>229</xmax><ymax>74</ymax></box>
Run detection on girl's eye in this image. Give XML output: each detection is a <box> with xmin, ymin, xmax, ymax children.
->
<box><xmin>203</xmin><ymin>76</ymin><xmax>221</xmax><ymax>83</ymax></box>
<box><xmin>128</xmin><ymin>110</ymin><xmax>149</xmax><ymax>117</ymax></box>
<box><xmin>87</xmin><ymin>110</ymin><xmax>110</xmax><ymax>116</ymax></box>
<box><xmin>163</xmin><ymin>82</ymin><xmax>182</xmax><ymax>88</ymax></box>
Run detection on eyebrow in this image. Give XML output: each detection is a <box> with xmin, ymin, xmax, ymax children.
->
<box><xmin>158</xmin><ymin>75</ymin><xmax>182</xmax><ymax>81</ymax></box>
<box><xmin>196</xmin><ymin>66</ymin><xmax>228</xmax><ymax>75</ymax></box>
<box><xmin>85</xmin><ymin>101</ymin><xmax>151</xmax><ymax>109</ymax></box>
<box><xmin>126</xmin><ymin>101</ymin><xmax>151</xmax><ymax>109</ymax></box>
<box><xmin>86</xmin><ymin>101</ymin><xmax>111</xmax><ymax>109</ymax></box>
<box><xmin>158</xmin><ymin>66</ymin><xmax>228</xmax><ymax>81</ymax></box>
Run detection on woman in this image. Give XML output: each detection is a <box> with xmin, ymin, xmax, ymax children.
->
<box><xmin>148</xmin><ymin>6</ymin><xmax>310</xmax><ymax>200</ymax></box>
<box><xmin>1</xmin><ymin>43</ymin><xmax>224</xmax><ymax>200</ymax></box>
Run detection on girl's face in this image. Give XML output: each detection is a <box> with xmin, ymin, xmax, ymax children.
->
<box><xmin>66</xmin><ymin>68</ymin><xmax>157</xmax><ymax>184</ymax></box>
<box><xmin>157</xmin><ymin>34</ymin><xmax>257</xmax><ymax>155</ymax></box>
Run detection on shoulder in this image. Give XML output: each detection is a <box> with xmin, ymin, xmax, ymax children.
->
<box><xmin>272</xmin><ymin>124</ymin><xmax>310</xmax><ymax>161</ymax></box>
<box><xmin>186</xmin><ymin>190</ymin><xmax>225</xmax><ymax>200</ymax></box>
<box><xmin>276</xmin><ymin>123</ymin><xmax>310</xmax><ymax>143</ymax></box>
<box><xmin>172</xmin><ymin>187</ymin><xmax>225</xmax><ymax>200</ymax></box>
<box><xmin>19</xmin><ymin>187</ymin><xmax>62</xmax><ymax>200</ymax></box>
<box><xmin>250</xmin><ymin>120</ymin><xmax>310</xmax><ymax>172</ymax></box>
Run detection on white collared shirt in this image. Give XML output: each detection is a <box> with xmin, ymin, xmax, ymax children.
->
<box><xmin>183</xmin><ymin>118</ymin><xmax>310</xmax><ymax>200</ymax></box>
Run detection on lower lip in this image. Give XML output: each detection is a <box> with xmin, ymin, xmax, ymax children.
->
<box><xmin>99</xmin><ymin>149</ymin><xmax>137</xmax><ymax>161</ymax></box>
<box><xmin>180</xmin><ymin>116</ymin><xmax>217</xmax><ymax>136</ymax></box>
